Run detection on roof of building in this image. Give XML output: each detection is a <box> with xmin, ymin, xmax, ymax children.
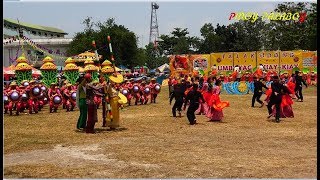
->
<box><xmin>4</xmin><ymin>18</ymin><xmax>68</xmax><ymax>35</ymax></box>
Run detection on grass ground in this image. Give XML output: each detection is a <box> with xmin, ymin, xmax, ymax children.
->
<box><xmin>3</xmin><ymin>85</ymin><xmax>317</xmax><ymax>178</ymax></box>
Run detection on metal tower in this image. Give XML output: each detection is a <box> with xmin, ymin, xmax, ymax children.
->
<box><xmin>149</xmin><ymin>2</ymin><xmax>159</xmax><ymax>46</ymax></box>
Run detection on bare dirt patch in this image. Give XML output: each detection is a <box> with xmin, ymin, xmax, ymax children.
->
<box><xmin>4</xmin><ymin>86</ymin><xmax>317</xmax><ymax>178</ymax></box>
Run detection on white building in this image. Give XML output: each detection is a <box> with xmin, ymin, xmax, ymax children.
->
<box><xmin>3</xmin><ymin>18</ymin><xmax>72</xmax><ymax>67</ymax></box>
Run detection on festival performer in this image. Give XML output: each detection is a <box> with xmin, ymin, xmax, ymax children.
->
<box><xmin>206</xmin><ymin>80</ymin><xmax>229</xmax><ymax>121</ymax></box>
<box><xmin>48</xmin><ymin>83</ymin><xmax>62</xmax><ymax>113</ymax></box>
<box><xmin>210</xmin><ymin>64</ymin><xmax>218</xmax><ymax>81</ymax></box>
<box><xmin>266</xmin><ymin>80</ymin><xmax>295</xmax><ymax>119</ymax></box>
<box><xmin>36</xmin><ymin>81</ymin><xmax>46</xmax><ymax>111</ymax></box>
<box><xmin>76</xmin><ymin>74</ymin><xmax>90</xmax><ymax>130</ymax></box>
<box><xmin>126</xmin><ymin>79</ymin><xmax>134</xmax><ymax>106</ymax></box>
<box><xmin>266</xmin><ymin>76</ymin><xmax>290</xmax><ymax>123</ymax></box>
<box><xmin>251</xmin><ymin>77</ymin><xmax>268</xmax><ymax>108</ymax></box>
<box><xmin>242</xmin><ymin>71</ymin><xmax>253</xmax><ymax>82</ymax></box>
<box><xmin>18</xmin><ymin>84</ymin><xmax>29</xmax><ymax>113</ymax></box>
<box><xmin>183</xmin><ymin>83</ymin><xmax>205</xmax><ymax>125</ymax></box>
<box><xmin>280</xmin><ymin>72</ymin><xmax>289</xmax><ymax>84</ymax></box>
<box><xmin>63</xmin><ymin>83</ymin><xmax>76</xmax><ymax>112</ymax></box>
<box><xmin>105</xmin><ymin>75</ymin><xmax>127</xmax><ymax>130</ymax></box>
<box><xmin>132</xmin><ymin>79</ymin><xmax>142</xmax><ymax>105</ymax></box>
<box><xmin>7</xmin><ymin>81</ymin><xmax>21</xmax><ymax>116</ymax></box>
<box><xmin>232</xmin><ymin>65</ymin><xmax>241</xmax><ymax>82</ymax></box>
<box><xmin>294</xmin><ymin>71</ymin><xmax>308</xmax><ymax>102</ymax></box>
<box><xmin>196</xmin><ymin>77</ymin><xmax>207</xmax><ymax>115</ymax></box>
<box><xmin>140</xmin><ymin>81</ymin><xmax>151</xmax><ymax>105</ymax></box>
<box><xmin>170</xmin><ymin>81</ymin><xmax>185</xmax><ymax>118</ymax></box>
<box><xmin>307</xmin><ymin>71</ymin><xmax>317</xmax><ymax>86</ymax></box>
<box><xmin>85</xmin><ymin>80</ymin><xmax>103</xmax><ymax>133</ymax></box>
<box><xmin>149</xmin><ymin>78</ymin><xmax>160</xmax><ymax>103</ymax></box>
<box><xmin>26</xmin><ymin>80</ymin><xmax>40</xmax><ymax>114</ymax></box>
<box><xmin>92</xmin><ymin>80</ymin><xmax>102</xmax><ymax>109</ymax></box>
<box><xmin>4</xmin><ymin>88</ymin><xmax>10</xmax><ymax>114</ymax></box>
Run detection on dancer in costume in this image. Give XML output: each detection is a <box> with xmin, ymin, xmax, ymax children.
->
<box><xmin>294</xmin><ymin>71</ymin><xmax>308</xmax><ymax>102</ymax></box>
<box><xmin>232</xmin><ymin>65</ymin><xmax>241</xmax><ymax>82</ymax></box>
<box><xmin>76</xmin><ymin>74</ymin><xmax>90</xmax><ymax>130</ymax></box>
<box><xmin>252</xmin><ymin>77</ymin><xmax>268</xmax><ymax>108</ymax></box>
<box><xmin>105</xmin><ymin>75</ymin><xmax>127</xmax><ymax>130</ymax></box>
<box><xmin>183</xmin><ymin>84</ymin><xmax>205</xmax><ymax>125</ymax></box>
<box><xmin>26</xmin><ymin>80</ymin><xmax>39</xmax><ymax>114</ymax></box>
<box><xmin>149</xmin><ymin>78</ymin><xmax>160</xmax><ymax>103</ymax></box>
<box><xmin>140</xmin><ymin>81</ymin><xmax>151</xmax><ymax>105</ymax></box>
<box><xmin>308</xmin><ymin>71</ymin><xmax>317</xmax><ymax>86</ymax></box>
<box><xmin>63</xmin><ymin>83</ymin><xmax>76</xmax><ymax>112</ymax></box>
<box><xmin>48</xmin><ymin>83</ymin><xmax>62</xmax><ymax>113</ymax></box>
<box><xmin>206</xmin><ymin>80</ymin><xmax>229</xmax><ymax>121</ymax></box>
<box><xmin>85</xmin><ymin>80</ymin><xmax>103</xmax><ymax>133</ymax></box>
<box><xmin>7</xmin><ymin>81</ymin><xmax>21</xmax><ymax>116</ymax></box>
<box><xmin>266</xmin><ymin>76</ymin><xmax>290</xmax><ymax>123</ymax></box>
<box><xmin>170</xmin><ymin>81</ymin><xmax>185</xmax><ymax>118</ymax></box>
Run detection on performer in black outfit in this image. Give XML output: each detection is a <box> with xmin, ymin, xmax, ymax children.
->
<box><xmin>170</xmin><ymin>83</ymin><xmax>185</xmax><ymax>118</ymax></box>
<box><xmin>183</xmin><ymin>84</ymin><xmax>205</xmax><ymax>125</ymax></box>
<box><xmin>294</xmin><ymin>71</ymin><xmax>308</xmax><ymax>102</ymax></box>
<box><xmin>252</xmin><ymin>77</ymin><xmax>268</xmax><ymax>108</ymax></box>
<box><xmin>267</xmin><ymin>76</ymin><xmax>290</xmax><ymax>123</ymax></box>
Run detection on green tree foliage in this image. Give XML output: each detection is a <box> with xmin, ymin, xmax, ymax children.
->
<box><xmin>66</xmin><ymin>17</ymin><xmax>139</xmax><ymax>68</ymax></box>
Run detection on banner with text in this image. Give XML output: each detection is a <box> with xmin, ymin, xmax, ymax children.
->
<box><xmin>210</xmin><ymin>52</ymin><xmax>234</xmax><ymax>72</ymax></box>
<box><xmin>279</xmin><ymin>50</ymin><xmax>303</xmax><ymax>73</ymax></box>
<box><xmin>302</xmin><ymin>51</ymin><xmax>317</xmax><ymax>71</ymax></box>
<box><xmin>189</xmin><ymin>54</ymin><xmax>211</xmax><ymax>75</ymax></box>
<box><xmin>233</xmin><ymin>51</ymin><xmax>256</xmax><ymax>72</ymax></box>
<box><xmin>257</xmin><ymin>51</ymin><xmax>280</xmax><ymax>71</ymax></box>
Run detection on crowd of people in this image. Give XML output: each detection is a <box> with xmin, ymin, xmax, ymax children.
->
<box><xmin>168</xmin><ymin>68</ymin><xmax>310</xmax><ymax>124</ymax></box>
<box><xmin>169</xmin><ymin>75</ymin><xmax>230</xmax><ymax>125</ymax></box>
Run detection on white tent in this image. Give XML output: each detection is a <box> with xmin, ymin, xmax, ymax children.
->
<box><xmin>157</xmin><ymin>63</ymin><xmax>169</xmax><ymax>72</ymax></box>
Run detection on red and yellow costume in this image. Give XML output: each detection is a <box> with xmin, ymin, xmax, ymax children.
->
<box><xmin>48</xmin><ymin>84</ymin><xmax>62</xmax><ymax>113</ymax></box>
<box><xmin>26</xmin><ymin>80</ymin><xmax>40</xmax><ymax>114</ymax></box>
<box><xmin>6</xmin><ymin>82</ymin><xmax>21</xmax><ymax>115</ymax></box>
<box><xmin>63</xmin><ymin>84</ymin><xmax>76</xmax><ymax>111</ymax></box>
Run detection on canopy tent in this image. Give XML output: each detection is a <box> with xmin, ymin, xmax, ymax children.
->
<box><xmin>32</xmin><ymin>67</ymin><xmax>42</xmax><ymax>76</ymax></box>
<box><xmin>118</xmin><ymin>65</ymin><xmax>127</xmax><ymax>70</ymax></box>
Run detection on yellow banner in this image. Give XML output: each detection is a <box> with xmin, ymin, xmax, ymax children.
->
<box><xmin>257</xmin><ymin>51</ymin><xmax>280</xmax><ymax>71</ymax></box>
<box><xmin>210</xmin><ymin>52</ymin><xmax>233</xmax><ymax>71</ymax></box>
<box><xmin>279</xmin><ymin>50</ymin><xmax>303</xmax><ymax>73</ymax></box>
<box><xmin>189</xmin><ymin>54</ymin><xmax>210</xmax><ymax>75</ymax></box>
<box><xmin>302</xmin><ymin>51</ymin><xmax>317</xmax><ymax>68</ymax></box>
<box><xmin>233</xmin><ymin>52</ymin><xmax>256</xmax><ymax>71</ymax></box>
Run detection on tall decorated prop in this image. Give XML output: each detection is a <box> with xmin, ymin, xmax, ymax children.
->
<box><xmin>40</xmin><ymin>56</ymin><xmax>58</xmax><ymax>87</ymax></box>
<box><xmin>84</xmin><ymin>58</ymin><xmax>99</xmax><ymax>81</ymax></box>
<box><xmin>64</xmin><ymin>57</ymin><xmax>79</xmax><ymax>85</ymax></box>
<box><xmin>105</xmin><ymin>35</ymin><xmax>127</xmax><ymax>130</ymax></box>
<box><xmin>14</xmin><ymin>56</ymin><xmax>33</xmax><ymax>85</ymax></box>
<box><xmin>100</xmin><ymin>60</ymin><xmax>114</xmax><ymax>126</ymax></box>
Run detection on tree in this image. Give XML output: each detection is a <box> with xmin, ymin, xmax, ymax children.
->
<box><xmin>158</xmin><ymin>28</ymin><xmax>200</xmax><ymax>56</ymax></box>
<box><xmin>66</xmin><ymin>18</ymin><xmax>139</xmax><ymax>68</ymax></box>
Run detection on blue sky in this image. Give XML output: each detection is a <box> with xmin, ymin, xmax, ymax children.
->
<box><xmin>3</xmin><ymin>1</ymin><xmax>313</xmax><ymax>47</ymax></box>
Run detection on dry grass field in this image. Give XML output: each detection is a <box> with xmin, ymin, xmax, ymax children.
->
<box><xmin>3</xmin><ymin>85</ymin><xmax>317</xmax><ymax>178</ymax></box>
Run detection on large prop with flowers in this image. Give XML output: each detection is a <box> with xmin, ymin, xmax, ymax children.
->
<box><xmin>14</xmin><ymin>56</ymin><xmax>33</xmax><ymax>85</ymax></box>
<box><xmin>40</xmin><ymin>56</ymin><xmax>58</xmax><ymax>87</ymax></box>
<box><xmin>63</xmin><ymin>57</ymin><xmax>79</xmax><ymax>85</ymax></box>
<box><xmin>84</xmin><ymin>58</ymin><xmax>99</xmax><ymax>81</ymax></box>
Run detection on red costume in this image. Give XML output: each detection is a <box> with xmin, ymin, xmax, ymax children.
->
<box><xmin>149</xmin><ymin>79</ymin><xmax>160</xmax><ymax>103</ymax></box>
<box><xmin>26</xmin><ymin>82</ymin><xmax>40</xmax><ymax>114</ymax></box>
<box><xmin>133</xmin><ymin>82</ymin><xmax>141</xmax><ymax>105</ymax></box>
<box><xmin>48</xmin><ymin>85</ymin><xmax>62</xmax><ymax>113</ymax></box>
<box><xmin>6</xmin><ymin>84</ymin><xmax>21</xmax><ymax>115</ymax></box>
<box><xmin>63</xmin><ymin>85</ymin><xmax>76</xmax><ymax>111</ymax></box>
